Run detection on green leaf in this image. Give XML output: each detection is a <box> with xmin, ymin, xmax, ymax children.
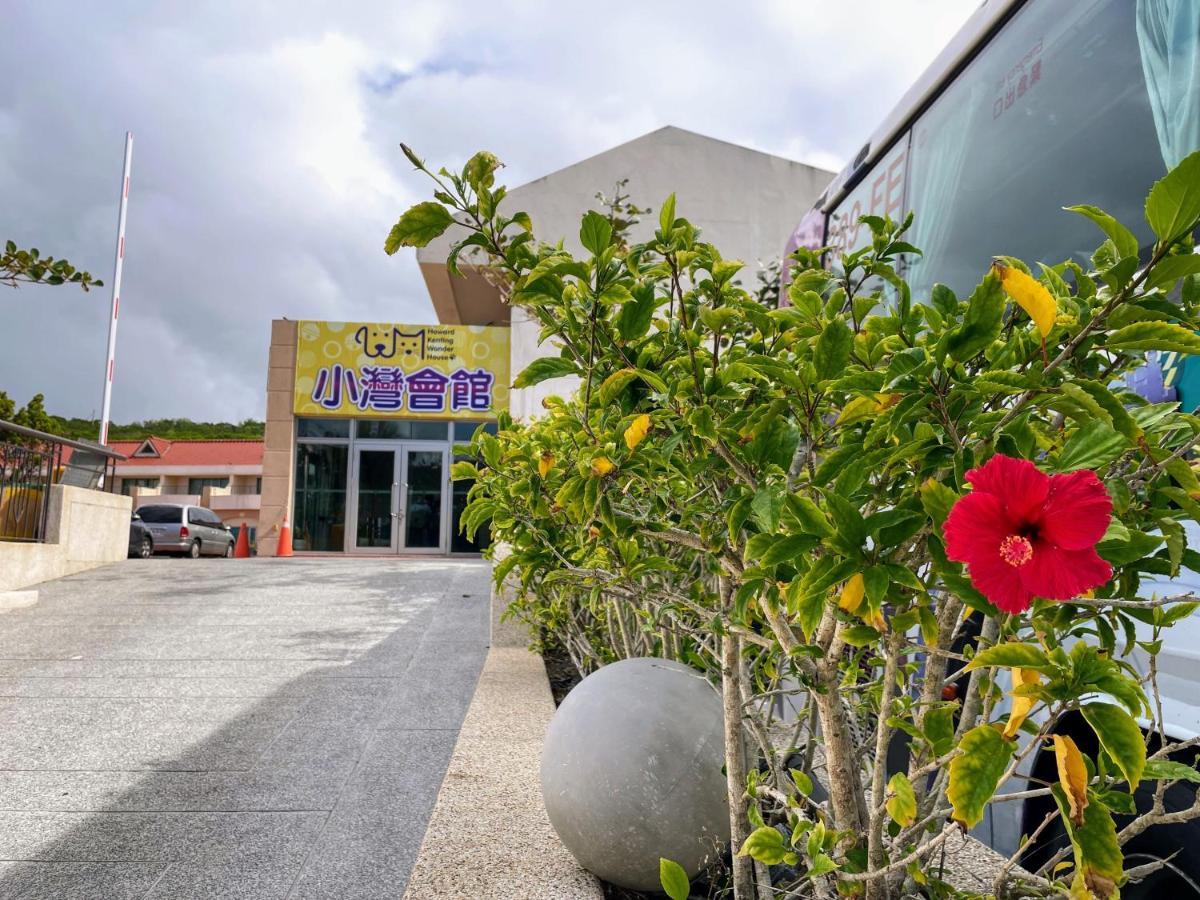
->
<box><xmin>924</xmin><ymin>705</ymin><xmax>957</xmax><ymax>758</ymax></box>
<box><xmin>580</xmin><ymin>210</ymin><xmax>613</xmax><ymax>255</ymax></box>
<box><xmin>1054</xmin><ymin>420</ymin><xmax>1125</xmax><ymax>472</ymax></box>
<box><xmin>758</xmin><ymin>534</ymin><xmax>818</xmax><ymax>567</ymax></box>
<box><xmin>919</xmin><ymin>479</ymin><xmax>959</xmax><ymax>527</ymax></box>
<box><xmin>945</xmin><ymin>274</ymin><xmax>1004</xmax><ymax>362</ymax></box>
<box><xmin>1065</xmin><ymin>205</ymin><xmax>1140</xmax><ymax>260</ymax></box>
<box><xmin>1147</xmin><ymin>252</ymin><xmax>1200</xmax><ymax>290</ymax></box>
<box><xmin>616</xmin><ymin>283</ymin><xmax>660</xmax><ymax>341</ymax></box>
<box><xmin>739</xmin><ymin>825</ymin><xmax>787</xmax><ymax>865</ymax></box>
<box><xmin>598</xmin><ymin>283</ymin><xmax>634</xmax><ymax>305</ymax></box>
<box><xmin>449</xmin><ymin>461</ymin><xmax>478</xmax><ymax>481</ymax></box>
<box><xmin>659</xmin><ymin>193</ymin><xmax>676</xmax><ymax>232</ymax></box>
<box><xmin>964</xmin><ymin>642</ymin><xmax>1053</xmax><ymax>672</ymax></box>
<box><xmin>886</xmin><ymin>772</ymin><xmax>917</xmax><ymax>826</ymax></box>
<box><xmin>789</xmin><ymin>768</ymin><xmax>814</xmax><ymax>795</ymax></box>
<box><xmin>1080</xmin><ymin>702</ymin><xmax>1145</xmax><ymax>790</ymax></box>
<box><xmin>598</xmin><ymin>368</ymin><xmax>638</xmax><ymax>404</ymax></box>
<box><xmin>1052</xmin><ymin>785</ymin><xmax>1123</xmax><ymax>898</ymax></box>
<box><xmin>1143</xmin><ymin>759</ymin><xmax>1200</xmax><ymax>785</ymax></box>
<box><xmin>948</xmin><ymin>725</ymin><xmax>1014</xmax><ymax>828</ymax></box>
<box><xmin>659</xmin><ymin>858</ymin><xmax>690</xmax><ymax>900</ymax></box>
<box><xmin>385</xmin><ymin>202</ymin><xmax>454</xmax><ymax>253</ymax></box>
<box><xmin>512</xmin><ymin>356</ymin><xmax>579</xmax><ymax>388</ymax></box>
<box><xmin>751</xmin><ymin>488</ymin><xmax>784</xmax><ymax>533</ymax></box>
<box><xmin>1107</xmin><ymin>321</ymin><xmax>1200</xmax><ymax>354</ymax></box>
<box><xmin>840</xmin><ymin>625</ymin><xmax>881</xmax><ymax>647</ymax></box>
<box><xmin>786</xmin><ymin>495</ymin><xmax>835</xmax><ymax>538</ymax></box>
<box><xmin>1145</xmin><ymin>148</ymin><xmax>1200</xmax><ymax>243</ymax></box>
<box><xmin>463</xmin><ymin>150</ymin><xmax>501</xmax><ymax>191</ymax></box>
<box><xmin>809</xmin><ymin>853</ymin><xmax>839</xmax><ymax>878</ymax></box>
<box><xmin>814</xmin><ymin>319</ymin><xmax>853</xmax><ymax>380</ymax></box>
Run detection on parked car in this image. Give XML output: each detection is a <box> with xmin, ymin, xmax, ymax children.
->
<box><xmin>127</xmin><ymin>512</ymin><xmax>153</xmax><ymax>559</ymax></box>
<box><xmin>135</xmin><ymin>503</ymin><xmax>235</xmax><ymax>558</ymax></box>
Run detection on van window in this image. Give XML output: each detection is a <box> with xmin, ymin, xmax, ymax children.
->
<box><xmin>827</xmin><ymin>136</ymin><xmax>911</xmax><ymax>259</ymax></box>
<box><xmin>904</xmin><ymin>0</ymin><xmax>1189</xmax><ymax>299</ymax></box>
<box><xmin>137</xmin><ymin>505</ymin><xmax>181</xmax><ymax>524</ymax></box>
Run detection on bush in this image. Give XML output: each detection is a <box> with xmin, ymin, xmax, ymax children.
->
<box><xmin>389</xmin><ymin>146</ymin><xmax>1200</xmax><ymax>899</ymax></box>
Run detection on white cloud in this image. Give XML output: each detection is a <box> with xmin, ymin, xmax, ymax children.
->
<box><xmin>0</xmin><ymin>0</ymin><xmax>974</xmax><ymax>421</ymax></box>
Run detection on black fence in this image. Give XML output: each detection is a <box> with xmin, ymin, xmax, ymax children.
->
<box><xmin>0</xmin><ymin>421</ymin><xmax>125</xmax><ymax>543</ymax></box>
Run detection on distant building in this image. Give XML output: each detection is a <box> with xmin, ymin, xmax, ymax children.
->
<box><xmin>257</xmin><ymin>126</ymin><xmax>834</xmax><ymax>556</ymax></box>
<box><xmin>108</xmin><ymin>437</ymin><xmax>264</xmax><ymax>536</ymax></box>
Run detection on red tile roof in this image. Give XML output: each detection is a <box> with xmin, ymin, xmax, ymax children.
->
<box><xmin>107</xmin><ymin>437</ymin><xmax>264</xmax><ymax>468</ymax></box>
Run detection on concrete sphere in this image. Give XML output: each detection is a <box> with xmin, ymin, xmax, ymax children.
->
<box><xmin>540</xmin><ymin>657</ymin><xmax>730</xmax><ymax>891</ymax></box>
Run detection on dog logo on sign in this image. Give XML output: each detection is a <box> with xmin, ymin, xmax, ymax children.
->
<box><xmin>354</xmin><ymin>326</ymin><xmax>426</xmax><ymax>360</ymax></box>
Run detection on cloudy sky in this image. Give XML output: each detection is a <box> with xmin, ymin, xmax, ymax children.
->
<box><xmin>0</xmin><ymin>0</ymin><xmax>975</xmax><ymax>424</ymax></box>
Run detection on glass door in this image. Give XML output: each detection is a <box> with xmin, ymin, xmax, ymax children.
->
<box><xmin>399</xmin><ymin>447</ymin><xmax>447</xmax><ymax>552</ymax></box>
<box><xmin>353</xmin><ymin>447</ymin><xmax>400</xmax><ymax>552</ymax></box>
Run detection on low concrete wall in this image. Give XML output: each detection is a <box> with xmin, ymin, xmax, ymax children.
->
<box><xmin>0</xmin><ymin>485</ymin><xmax>131</xmax><ymax>591</ymax></box>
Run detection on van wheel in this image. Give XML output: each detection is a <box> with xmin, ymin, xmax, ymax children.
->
<box><xmin>139</xmin><ymin>536</ymin><xmax>153</xmax><ymax>558</ymax></box>
<box><xmin>188</xmin><ymin>540</ymin><xmax>201</xmax><ymax>559</ymax></box>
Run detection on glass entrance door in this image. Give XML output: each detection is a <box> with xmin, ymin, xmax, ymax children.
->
<box><xmin>399</xmin><ymin>448</ymin><xmax>446</xmax><ymax>552</ymax></box>
<box><xmin>353</xmin><ymin>447</ymin><xmax>399</xmax><ymax>551</ymax></box>
<box><xmin>351</xmin><ymin>443</ymin><xmax>448</xmax><ymax>553</ymax></box>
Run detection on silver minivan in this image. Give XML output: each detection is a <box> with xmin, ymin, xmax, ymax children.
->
<box><xmin>136</xmin><ymin>504</ymin><xmax>235</xmax><ymax>558</ymax></box>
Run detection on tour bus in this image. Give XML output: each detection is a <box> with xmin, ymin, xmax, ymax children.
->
<box><xmin>786</xmin><ymin>0</ymin><xmax>1200</xmax><ymax>891</ymax></box>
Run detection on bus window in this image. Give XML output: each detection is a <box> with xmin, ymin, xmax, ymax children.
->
<box><xmin>826</xmin><ymin>136</ymin><xmax>911</xmax><ymax>260</ymax></box>
<box><xmin>904</xmin><ymin>0</ymin><xmax>1198</xmax><ymax>301</ymax></box>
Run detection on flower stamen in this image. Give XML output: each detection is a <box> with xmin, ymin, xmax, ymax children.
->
<box><xmin>999</xmin><ymin>534</ymin><xmax>1034</xmax><ymax>567</ymax></box>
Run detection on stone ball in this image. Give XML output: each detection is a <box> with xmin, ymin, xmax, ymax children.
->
<box><xmin>540</xmin><ymin>656</ymin><xmax>730</xmax><ymax>891</ymax></box>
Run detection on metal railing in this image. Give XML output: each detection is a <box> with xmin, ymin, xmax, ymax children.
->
<box><xmin>0</xmin><ymin>420</ymin><xmax>125</xmax><ymax>543</ymax></box>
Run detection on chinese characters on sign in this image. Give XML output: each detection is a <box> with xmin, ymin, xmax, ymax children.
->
<box><xmin>294</xmin><ymin>321</ymin><xmax>509</xmax><ymax>420</ymax></box>
<box><xmin>310</xmin><ymin>364</ymin><xmax>496</xmax><ymax>414</ymax></box>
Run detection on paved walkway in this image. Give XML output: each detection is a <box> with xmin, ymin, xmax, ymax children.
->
<box><xmin>0</xmin><ymin>557</ymin><xmax>491</xmax><ymax>899</ymax></box>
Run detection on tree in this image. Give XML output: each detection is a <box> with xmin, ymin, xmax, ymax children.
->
<box><xmin>2</xmin><ymin>240</ymin><xmax>101</xmax><ymax>292</ymax></box>
<box><xmin>12</xmin><ymin>393</ymin><xmax>52</xmax><ymax>434</ymax></box>
<box><xmin>390</xmin><ymin>146</ymin><xmax>1200</xmax><ymax>898</ymax></box>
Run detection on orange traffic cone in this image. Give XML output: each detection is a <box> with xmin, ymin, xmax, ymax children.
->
<box><xmin>276</xmin><ymin>513</ymin><xmax>293</xmax><ymax>558</ymax></box>
<box><xmin>233</xmin><ymin>524</ymin><xmax>251</xmax><ymax>558</ymax></box>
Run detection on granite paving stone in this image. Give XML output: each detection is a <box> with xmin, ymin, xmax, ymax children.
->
<box><xmin>0</xmin><ymin>557</ymin><xmax>491</xmax><ymax>899</ymax></box>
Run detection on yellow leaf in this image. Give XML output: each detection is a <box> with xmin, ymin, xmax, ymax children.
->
<box><xmin>836</xmin><ymin>395</ymin><xmax>878</xmax><ymax>426</ymax></box>
<box><xmin>1053</xmin><ymin>734</ymin><xmax>1089</xmax><ymax>827</ymax></box>
<box><xmin>1002</xmin><ymin>668</ymin><xmax>1041</xmax><ymax>740</ymax></box>
<box><xmin>874</xmin><ymin>393</ymin><xmax>901</xmax><ymax>412</ymax></box>
<box><xmin>624</xmin><ymin>414</ymin><xmax>652</xmax><ymax>450</ymax></box>
<box><xmin>537</xmin><ymin>452</ymin><xmax>555</xmax><ymax>478</ymax></box>
<box><xmin>885</xmin><ymin>772</ymin><xmax>917</xmax><ymax>827</ymax></box>
<box><xmin>992</xmin><ymin>261</ymin><xmax>1056</xmax><ymax>338</ymax></box>
<box><xmin>591</xmin><ymin>456</ymin><xmax>615</xmax><ymax>477</ymax></box>
<box><xmin>838</xmin><ymin>574</ymin><xmax>866</xmax><ymax>614</ymax></box>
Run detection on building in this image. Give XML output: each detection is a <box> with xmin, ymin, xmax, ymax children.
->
<box><xmin>256</xmin><ymin>127</ymin><xmax>834</xmax><ymax>557</ymax></box>
<box><xmin>108</xmin><ymin>437</ymin><xmax>264</xmax><ymax>536</ymax></box>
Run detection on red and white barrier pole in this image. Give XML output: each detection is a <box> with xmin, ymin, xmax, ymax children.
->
<box><xmin>99</xmin><ymin>131</ymin><xmax>133</xmax><ymax>448</ymax></box>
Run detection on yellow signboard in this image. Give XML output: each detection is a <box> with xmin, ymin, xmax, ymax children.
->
<box><xmin>293</xmin><ymin>321</ymin><xmax>509</xmax><ymax>419</ymax></box>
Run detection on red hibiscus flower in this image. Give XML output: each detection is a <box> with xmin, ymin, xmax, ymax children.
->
<box><xmin>943</xmin><ymin>454</ymin><xmax>1112</xmax><ymax>614</ymax></box>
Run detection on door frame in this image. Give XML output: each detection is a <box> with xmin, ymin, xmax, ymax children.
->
<box><xmin>345</xmin><ymin>440</ymin><xmax>450</xmax><ymax>555</ymax></box>
<box><xmin>397</xmin><ymin>444</ymin><xmax>450</xmax><ymax>554</ymax></box>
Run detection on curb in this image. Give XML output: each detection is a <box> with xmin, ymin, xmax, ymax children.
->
<box><xmin>0</xmin><ymin>591</ymin><xmax>37</xmax><ymax>613</ymax></box>
<box><xmin>402</xmin><ymin>576</ymin><xmax>603</xmax><ymax>899</ymax></box>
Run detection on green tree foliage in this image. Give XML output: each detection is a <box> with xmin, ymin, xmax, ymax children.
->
<box><xmin>1</xmin><ymin>241</ymin><xmax>101</xmax><ymax>292</ymax></box>
<box><xmin>0</xmin><ymin>392</ymin><xmax>263</xmax><ymax>443</ymax></box>
<box><xmin>391</xmin><ymin>147</ymin><xmax>1200</xmax><ymax>899</ymax></box>
<box><xmin>11</xmin><ymin>393</ymin><xmax>52</xmax><ymax>433</ymax></box>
